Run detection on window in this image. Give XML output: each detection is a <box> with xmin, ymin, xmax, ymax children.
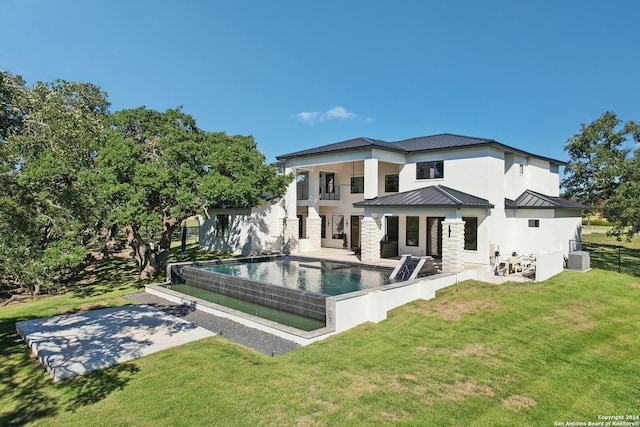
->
<box><xmin>320</xmin><ymin>215</ymin><xmax>326</xmax><ymax>239</ymax></box>
<box><xmin>332</xmin><ymin>215</ymin><xmax>344</xmax><ymax>239</ymax></box>
<box><xmin>385</xmin><ymin>174</ymin><xmax>399</xmax><ymax>192</ymax></box>
<box><xmin>296</xmin><ymin>172</ymin><xmax>309</xmax><ymax>200</ymax></box>
<box><xmin>416</xmin><ymin>161</ymin><xmax>444</xmax><ymax>179</ymax></box>
<box><xmin>350</xmin><ymin>176</ymin><xmax>364</xmax><ymax>193</ymax></box>
<box><xmin>215</xmin><ymin>214</ymin><xmax>229</xmax><ymax>238</ymax></box>
<box><xmin>325</xmin><ymin>173</ymin><xmax>335</xmax><ymax>193</ymax></box>
<box><xmin>519</xmin><ymin>164</ymin><xmax>524</xmax><ymax>175</ymax></box>
<box><xmin>463</xmin><ymin>217</ymin><xmax>478</xmax><ymax>251</ymax></box>
<box><xmin>528</xmin><ymin>219</ymin><xmax>540</xmax><ymax>228</ymax></box>
<box><xmin>406</xmin><ymin>216</ymin><xmax>419</xmax><ymax>246</ymax></box>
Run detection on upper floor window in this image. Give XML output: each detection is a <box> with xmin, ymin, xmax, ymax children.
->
<box><xmin>296</xmin><ymin>171</ymin><xmax>309</xmax><ymax>200</ymax></box>
<box><xmin>350</xmin><ymin>176</ymin><xmax>364</xmax><ymax>194</ymax></box>
<box><xmin>416</xmin><ymin>161</ymin><xmax>444</xmax><ymax>179</ymax></box>
<box><xmin>519</xmin><ymin>164</ymin><xmax>524</xmax><ymax>175</ymax></box>
<box><xmin>385</xmin><ymin>174</ymin><xmax>399</xmax><ymax>192</ymax></box>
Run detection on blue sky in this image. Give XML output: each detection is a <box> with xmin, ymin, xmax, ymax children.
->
<box><xmin>3</xmin><ymin>0</ymin><xmax>639</xmax><ymax>163</ymax></box>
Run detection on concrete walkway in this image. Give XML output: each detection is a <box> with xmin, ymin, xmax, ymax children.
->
<box><xmin>16</xmin><ymin>305</ymin><xmax>215</xmax><ymax>381</ymax></box>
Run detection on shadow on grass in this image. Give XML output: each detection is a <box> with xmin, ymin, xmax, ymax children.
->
<box><xmin>1</xmin><ymin>312</ymin><xmax>143</xmax><ymax>423</ymax></box>
<box><xmin>582</xmin><ymin>242</ymin><xmax>640</xmax><ymax>277</ymax></box>
<box><xmin>168</xmin><ymin>242</ymin><xmax>232</xmax><ymax>263</ymax></box>
<box><xmin>61</xmin><ymin>243</ymin><xmax>232</xmax><ymax>299</ymax></box>
<box><xmin>0</xmin><ymin>318</ymin><xmax>60</xmax><ymax>425</ymax></box>
<box><xmin>62</xmin><ymin>362</ymin><xmax>140</xmax><ymax>412</ymax></box>
<box><xmin>69</xmin><ymin>256</ymin><xmax>142</xmax><ymax>299</ymax></box>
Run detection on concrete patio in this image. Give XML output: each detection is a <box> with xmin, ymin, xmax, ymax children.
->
<box><xmin>16</xmin><ymin>305</ymin><xmax>215</xmax><ymax>381</ymax></box>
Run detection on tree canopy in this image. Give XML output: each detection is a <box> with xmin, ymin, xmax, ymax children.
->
<box><xmin>95</xmin><ymin>107</ymin><xmax>291</xmax><ymax>279</ymax></box>
<box><xmin>0</xmin><ymin>70</ymin><xmax>110</xmax><ymax>297</ymax></box>
<box><xmin>0</xmin><ymin>70</ymin><xmax>291</xmax><ymax>299</ymax></box>
<box><xmin>563</xmin><ymin>111</ymin><xmax>640</xmax><ymax>239</ymax></box>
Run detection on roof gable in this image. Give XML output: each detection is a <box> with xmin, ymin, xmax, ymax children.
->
<box><xmin>505</xmin><ymin>190</ymin><xmax>589</xmax><ymax>210</ymax></box>
<box><xmin>353</xmin><ymin>185</ymin><xmax>494</xmax><ymax>209</ymax></box>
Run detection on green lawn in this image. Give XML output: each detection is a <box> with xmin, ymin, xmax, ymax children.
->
<box><xmin>582</xmin><ymin>232</ymin><xmax>640</xmax><ymax>276</ymax></box>
<box><xmin>1</xmin><ymin>257</ymin><xmax>639</xmax><ymax>425</ymax></box>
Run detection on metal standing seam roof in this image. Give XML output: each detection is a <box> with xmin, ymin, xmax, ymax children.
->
<box><xmin>505</xmin><ymin>190</ymin><xmax>589</xmax><ymax>210</ymax></box>
<box><xmin>392</xmin><ymin>133</ymin><xmax>496</xmax><ymax>151</ymax></box>
<box><xmin>277</xmin><ymin>133</ymin><xmax>567</xmax><ymax>166</ymax></box>
<box><xmin>353</xmin><ymin>185</ymin><xmax>495</xmax><ymax>209</ymax></box>
<box><xmin>275</xmin><ymin>137</ymin><xmax>404</xmax><ymax>159</ymax></box>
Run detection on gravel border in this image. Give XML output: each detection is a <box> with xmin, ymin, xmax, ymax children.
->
<box><xmin>125</xmin><ymin>292</ymin><xmax>301</xmax><ymax>356</ymax></box>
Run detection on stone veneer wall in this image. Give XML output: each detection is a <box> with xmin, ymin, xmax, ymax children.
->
<box><xmin>441</xmin><ymin>219</ymin><xmax>465</xmax><ymax>273</ymax></box>
<box><xmin>305</xmin><ymin>217</ymin><xmax>322</xmax><ymax>251</ymax></box>
<box><xmin>283</xmin><ymin>217</ymin><xmax>299</xmax><ymax>253</ymax></box>
<box><xmin>360</xmin><ymin>216</ymin><xmax>381</xmax><ymax>263</ymax></box>
<box><xmin>181</xmin><ymin>265</ymin><xmax>326</xmax><ymax>321</ymax></box>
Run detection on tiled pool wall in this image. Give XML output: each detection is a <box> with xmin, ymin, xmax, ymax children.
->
<box><xmin>180</xmin><ymin>264</ymin><xmax>327</xmax><ymax>322</ymax></box>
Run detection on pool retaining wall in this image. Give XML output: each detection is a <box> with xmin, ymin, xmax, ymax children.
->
<box><xmin>181</xmin><ymin>266</ymin><xmax>327</xmax><ymax>321</ymax></box>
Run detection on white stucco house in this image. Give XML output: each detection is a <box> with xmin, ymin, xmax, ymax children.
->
<box><xmin>200</xmin><ymin>133</ymin><xmax>587</xmax><ymax>280</ymax></box>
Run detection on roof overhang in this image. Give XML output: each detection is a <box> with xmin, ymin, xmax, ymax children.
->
<box><xmin>353</xmin><ymin>185</ymin><xmax>494</xmax><ymax>209</ymax></box>
<box><xmin>505</xmin><ymin>190</ymin><xmax>589</xmax><ymax>210</ymax></box>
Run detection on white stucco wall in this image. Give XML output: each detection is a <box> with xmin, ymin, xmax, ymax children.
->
<box><xmin>504</xmin><ymin>154</ymin><xmax>560</xmax><ymax>199</ymax></box>
<box><xmin>200</xmin><ymin>201</ymin><xmax>285</xmax><ymax>255</ymax></box>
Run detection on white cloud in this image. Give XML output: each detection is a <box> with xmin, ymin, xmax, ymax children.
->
<box><xmin>294</xmin><ymin>106</ymin><xmax>370</xmax><ymax>124</ymax></box>
<box><xmin>322</xmin><ymin>106</ymin><xmax>357</xmax><ymax>121</ymax></box>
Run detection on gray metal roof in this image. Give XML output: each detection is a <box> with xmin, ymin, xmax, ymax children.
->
<box><xmin>276</xmin><ymin>137</ymin><xmax>404</xmax><ymax>160</ymax></box>
<box><xmin>353</xmin><ymin>185</ymin><xmax>495</xmax><ymax>209</ymax></box>
<box><xmin>277</xmin><ymin>133</ymin><xmax>566</xmax><ymax>165</ymax></box>
<box><xmin>394</xmin><ymin>133</ymin><xmax>565</xmax><ymax>165</ymax></box>
<box><xmin>505</xmin><ymin>190</ymin><xmax>589</xmax><ymax>210</ymax></box>
<box><xmin>393</xmin><ymin>133</ymin><xmax>496</xmax><ymax>151</ymax></box>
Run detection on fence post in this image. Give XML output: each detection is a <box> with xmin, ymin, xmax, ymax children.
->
<box><xmin>618</xmin><ymin>246</ymin><xmax>621</xmax><ymax>273</ymax></box>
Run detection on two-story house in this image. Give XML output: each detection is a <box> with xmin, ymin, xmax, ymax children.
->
<box><xmin>200</xmin><ymin>133</ymin><xmax>586</xmax><ymax>279</ymax></box>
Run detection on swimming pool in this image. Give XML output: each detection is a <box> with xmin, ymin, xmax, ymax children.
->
<box><xmin>168</xmin><ymin>255</ymin><xmax>396</xmax><ymax>326</ymax></box>
<box><xmin>201</xmin><ymin>258</ymin><xmax>395</xmax><ymax>296</ymax></box>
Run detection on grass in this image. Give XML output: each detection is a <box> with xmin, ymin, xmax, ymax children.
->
<box><xmin>582</xmin><ymin>232</ymin><xmax>640</xmax><ymax>277</ymax></box>
<box><xmin>1</xmin><ymin>251</ymin><xmax>639</xmax><ymax>425</ymax></box>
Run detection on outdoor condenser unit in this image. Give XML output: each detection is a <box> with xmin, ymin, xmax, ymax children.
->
<box><xmin>567</xmin><ymin>251</ymin><xmax>590</xmax><ymax>271</ymax></box>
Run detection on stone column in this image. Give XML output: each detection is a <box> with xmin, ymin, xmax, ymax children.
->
<box><xmin>441</xmin><ymin>219</ymin><xmax>465</xmax><ymax>273</ymax></box>
<box><xmin>360</xmin><ymin>216</ymin><xmax>381</xmax><ymax>263</ymax></box>
<box><xmin>283</xmin><ymin>217</ymin><xmax>299</xmax><ymax>254</ymax></box>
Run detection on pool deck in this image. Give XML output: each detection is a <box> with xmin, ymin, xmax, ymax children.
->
<box><xmin>293</xmin><ymin>248</ymin><xmax>400</xmax><ymax>268</ymax></box>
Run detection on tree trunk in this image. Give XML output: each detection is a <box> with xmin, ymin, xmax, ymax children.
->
<box><xmin>126</xmin><ymin>225</ymin><xmax>161</xmax><ymax>280</ymax></box>
<box><xmin>125</xmin><ymin>217</ymin><xmax>180</xmax><ymax>280</ymax></box>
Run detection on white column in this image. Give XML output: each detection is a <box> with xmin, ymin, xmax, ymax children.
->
<box><xmin>308</xmin><ymin>168</ymin><xmax>317</xmax><ymax>203</ymax></box>
<box><xmin>442</xmin><ymin>219</ymin><xmax>465</xmax><ymax>273</ymax></box>
<box><xmin>283</xmin><ymin>167</ymin><xmax>299</xmax><ymax>253</ymax></box>
<box><xmin>364</xmin><ymin>158</ymin><xmax>379</xmax><ymax>200</ymax></box>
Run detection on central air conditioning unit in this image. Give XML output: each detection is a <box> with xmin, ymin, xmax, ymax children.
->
<box><xmin>567</xmin><ymin>251</ymin><xmax>590</xmax><ymax>271</ymax></box>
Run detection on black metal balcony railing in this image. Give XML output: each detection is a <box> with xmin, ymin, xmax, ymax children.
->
<box><xmin>320</xmin><ymin>186</ymin><xmax>340</xmax><ymax>200</ymax></box>
<box><xmin>296</xmin><ymin>184</ymin><xmax>343</xmax><ymax>201</ymax></box>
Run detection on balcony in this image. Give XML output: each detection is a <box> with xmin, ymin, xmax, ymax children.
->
<box><xmin>320</xmin><ymin>186</ymin><xmax>340</xmax><ymax>200</ymax></box>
